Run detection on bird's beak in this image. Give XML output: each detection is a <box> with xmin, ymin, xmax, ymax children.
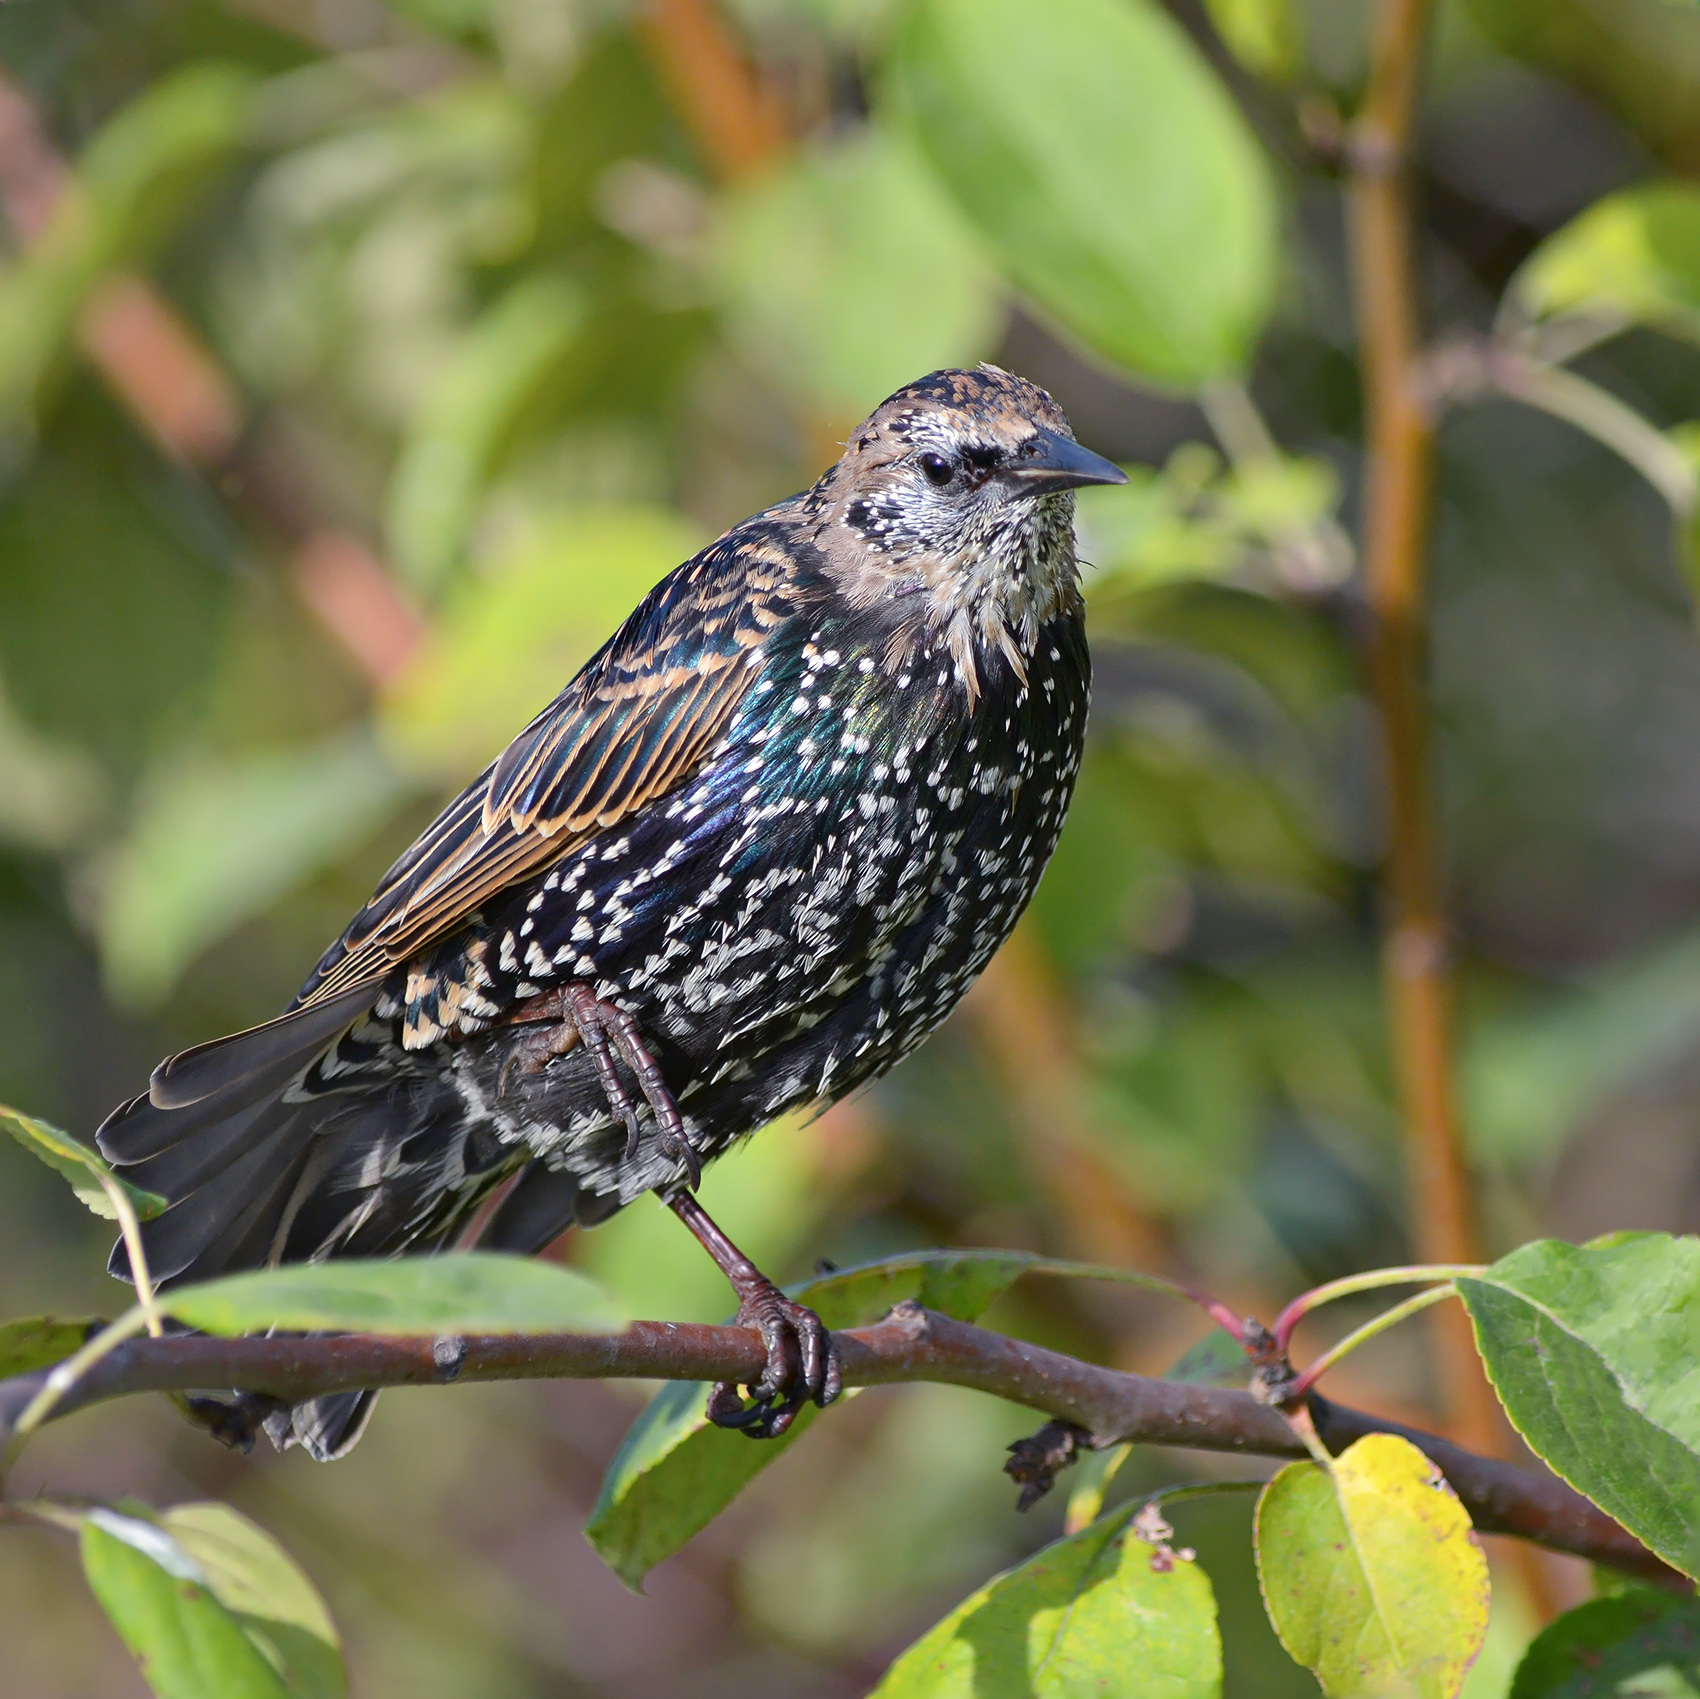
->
<box><xmin>1004</xmin><ymin>428</ymin><xmax>1129</xmax><ymax>494</ymax></box>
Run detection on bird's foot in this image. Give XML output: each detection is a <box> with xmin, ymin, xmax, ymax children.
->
<box><xmin>500</xmin><ymin>984</ymin><xmax>699</xmax><ymax>1185</ymax></box>
<box><xmin>667</xmin><ymin>1189</ymin><xmax>841</xmax><ymax>1439</ymax></box>
<box><xmin>706</xmin><ymin>1275</ymin><xmax>842</xmax><ymax>1440</ymax></box>
<box><xmin>177</xmin><ymin>1390</ymin><xmax>289</xmax><ymax>1452</ymax></box>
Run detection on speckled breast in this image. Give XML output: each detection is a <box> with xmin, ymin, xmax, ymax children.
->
<box><xmin>470</xmin><ymin>597</ymin><xmax>1089</xmax><ymax>1185</ymax></box>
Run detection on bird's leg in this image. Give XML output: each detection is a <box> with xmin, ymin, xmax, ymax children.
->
<box><xmin>668</xmin><ymin>1189</ymin><xmax>842</xmax><ymax>1439</ymax></box>
<box><xmin>588</xmin><ymin>996</ymin><xmax>700</xmax><ymax>1187</ymax></box>
<box><xmin>499</xmin><ymin>986</ymin><xmax>698</xmax><ymax>1181</ymax></box>
<box><xmin>499</xmin><ymin>986</ymin><xmax>641</xmax><ymax>1159</ymax></box>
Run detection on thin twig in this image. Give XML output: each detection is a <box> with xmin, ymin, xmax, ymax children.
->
<box><xmin>1286</xmin><ymin>1282</ymin><xmax>1455</xmax><ymax>1402</ymax></box>
<box><xmin>1427</xmin><ymin>341</ymin><xmax>1698</xmax><ymax>517</ymax></box>
<box><xmin>636</xmin><ymin>0</ymin><xmax>787</xmax><ymax>183</ymax></box>
<box><xmin>1272</xmin><ymin>1262</ymin><xmax>1480</xmax><ymax>1350</ymax></box>
<box><xmin>0</xmin><ymin>1307</ymin><xmax>1681</xmax><ymax>1586</ymax></box>
<box><xmin>96</xmin><ymin>1176</ymin><xmax>163</xmax><ymax>1342</ymax></box>
<box><xmin>1348</xmin><ymin>0</ymin><xmax>1498</xmax><ymax>1457</ymax></box>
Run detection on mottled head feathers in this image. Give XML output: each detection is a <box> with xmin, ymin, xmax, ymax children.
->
<box><xmin>807</xmin><ymin>365</ymin><xmax>1117</xmax><ymax>698</ymax></box>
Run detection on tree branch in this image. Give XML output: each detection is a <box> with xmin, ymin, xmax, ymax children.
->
<box><xmin>0</xmin><ymin>1306</ymin><xmax>1680</xmax><ymax>1588</ymax></box>
<box><xmin>637</xmin><ymin>0</ymin><xmax>788</xmax><ymax>183</ymax></box>
<box><xmin>1348</xmin><ymin>0</ymin><xmax>1499</xmax><ymax>1458</ymax></box>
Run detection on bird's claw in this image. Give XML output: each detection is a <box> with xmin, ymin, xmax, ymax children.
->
<box><xmin>707</xmin><ymin>1282</ymin><xmax>841</xmax><ymax>1440</ymax></box>
<box><xmin>503</xmin><ymin>985</ymin><xmax>699</xmax><ymax>1185</ymax></box>
<box><xmin>659</xmin><ymin>1125</ymin><xmax>701</xmax><ymax>1189</ymax></box>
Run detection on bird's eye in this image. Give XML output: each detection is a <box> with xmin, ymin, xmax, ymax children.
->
<box><xmin>918</xmin><ymin>452</ymin><xmax>954</xmax><ymax>488</ymax></box>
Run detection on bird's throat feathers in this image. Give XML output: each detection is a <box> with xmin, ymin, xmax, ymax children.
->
<box><xmin>798</xmin><ymin>365</ymin><xmax>1090</xmax><ymax>703</ymax></box>
<box><xmin>811</xmin><ymin>476</ymin><xmax>1082</xmax><ymax>704</ymax></box>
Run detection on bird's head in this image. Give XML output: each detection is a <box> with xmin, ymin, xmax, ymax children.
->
<box><xmin>810</xmin><ymin>365</ymin><xmax>1126</xmax><ymax>677</ymax></box>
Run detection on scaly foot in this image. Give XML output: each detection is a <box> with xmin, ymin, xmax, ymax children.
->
<box><xmin>500</xmin><ymin>985</ymin><xmax>699</xmax><ymax>1184</ymax></box>
<box><xmin>668</xmin><ymin>1190</ymin><xmax>842</xmax><ymax>1438</ymax></box>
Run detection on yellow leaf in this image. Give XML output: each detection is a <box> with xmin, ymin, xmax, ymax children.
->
<box><xmin>1255</xmin><ymin>1432</ymin><xmax>1490</xmax><ymax>1699</ymax></box>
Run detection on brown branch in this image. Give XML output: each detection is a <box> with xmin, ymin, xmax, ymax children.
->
<box><xmin>0</xmin><ymin>1307</ymin><xmax>1680</xmax><ymax>1588</ymax></box>
<box><xmin>1347</xmin><ymin>0</ymin><xmax>1497</xmax><ymax>1458</ymax></box>
<box><xmin>636</xmin><ymin>0</ymin><xmax>788</xmax><ymax>183</ymax></box>
<box><xmin>289</xmin><ymin>531</ymin><xmax>426</xmax><ymax>686</ymax></box>
<box><xmin>0</xmin><ymin>67</ymin><xmax>423</xmax><ymax>696</ymax></box>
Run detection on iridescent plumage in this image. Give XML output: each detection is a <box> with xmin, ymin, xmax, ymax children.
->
<box><xmin>98</xmin><ymin>366</ymin><xmax>1123</xmax><ymax>1455</ymax></box>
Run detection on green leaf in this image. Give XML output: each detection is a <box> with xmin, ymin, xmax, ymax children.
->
<box><xmin>1254</xmin><ymin>1433</ymin><xmax>1491</xmax><ymax>1698</ymax></box>
<box><xmin>161</xmin><ymin>1504</ymin><xmax>345</xmax><ymax>1699</ymax></box>
<box><xmin>0</xmin><ymin>1102</ymin><xmax>167</xmax><ymax>1221</ymax></box>
<box><xmin>886</xmin><ymin>0</ymin><xmax>1278</xmax><ymax>387</ymax></box>
<box><xmin>1214</xmin><ymin>455</ymin><xmax>1343</xmax><ymax>549</ymax></box>
<box><xmin>1202</xmin><ymin>0</ymin><xmax>1303</xmax><ymax>80</ymax></box>
<box><xmin>1165</xmin><ymin>1327</ymin><xmax>1254</xmax><ymax>1387</ymax></box>
<box><xmin>585</xmin><ymin>1250</ymin><xmax>1033</xmax><ymax>1590</ymax></box>
<box><xmin>379</xmin><ymin>504</ymin><xmax>702</xmax><ymax>780</ymax></box>
<box><xmin>1456</xmin><ymin>1234</ymin><xmax>1700</xmax><ymax>1579</ymax></box>
<box><xmin>715</xmin><ymin>124</ymin><xmax>1001</xmax><ymax>421</ymax></box>
<box><xmin>1076</xmin><ymin>443</ymin><xmax>1345</xmax><ymax>596</ymax></box>
<box><xmin>0</xmin><ymin>409</ymin><xmax>234</xmax><ymax>779</ymax></box>
<box><xmin>386</xmin><ymin>273</ymin><xmax>588</xmax><ymax>592</ymax></box>
<box><xmin>0</xmin><ymin>665</ymin><xmax>107</xmax><ymax>851</ymax></box>
<box><xmin>158</xmin><ymin>1252</ymin><xmax>625</xmax><ymax>1337</ymax></box>
<box><xmin>0</xmin><ymin>1313</ymin><xmax>100</xmax><ymax>1378</ymax></box>
<box><xmin>1077</xmin><ymin>463</ymin><xmax>1241</xmax><ymax>593</ymax></box>
<box><xmin>1509</xmin><ymin>1589</ymin><xmax>1700</xmax><ymax>1698</ymax></box>
<box><xmin>1513</xmin><ymin>183</ymin><xmax>1700</xmax><ymax>344</ymax></box>
<box><xmin>97</xmin><ymin>731</ymin><xmax>411</xmax><ymax>1009</ymax></box>
<box><xmin>81</xmin><ymin>1510</ymin><xmax>291</xmax><ymax>1699</ymax></box>
<box><xmin>0</xmin><ymin>63</ymin><xmax>259</xmax><ymax>422</ymax></box>
<box><xmin>870</xmin><ymin>1501</ymin><xmax>1222</xmax><ymax>1698</ymax></box>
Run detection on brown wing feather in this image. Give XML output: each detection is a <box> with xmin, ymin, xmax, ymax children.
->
<box><xmin>292</xmin><ymin>539</ymin><xmax>796</xmax><ymax>1011</ymax></box>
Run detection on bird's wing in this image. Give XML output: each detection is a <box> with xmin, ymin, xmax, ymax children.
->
<box><xmin>294</xmin><ymin>535</ymin><xmax>798</xmax><ymax>1009</ymax></box>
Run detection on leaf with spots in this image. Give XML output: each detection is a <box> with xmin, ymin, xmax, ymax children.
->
<box><xmin>870</xmin><ymin>1499</ymin><xmax>1222</xmax><ymax>1698</ymax></box>
<box><xmin>1254</xmin><ymin>1432</ymin><xmax>1490</xmax><ymax>1698</ymax></box>
<box><xmin>1509</xmin><ymin>1589</ymin><xmax>1700</xmax><ymax>1698</ymax></box>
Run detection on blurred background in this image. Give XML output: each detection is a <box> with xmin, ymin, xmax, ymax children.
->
<box><xmin>5</xmin><ymin>0</ymin><xmax>1700</xmax><ymax>1692</ymax></box>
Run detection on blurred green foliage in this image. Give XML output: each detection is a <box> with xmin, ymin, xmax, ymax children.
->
<box><xmin>9</xmin><ymin>0</ymin><xmax>1700</xmax><ymax>1692</ymax></box>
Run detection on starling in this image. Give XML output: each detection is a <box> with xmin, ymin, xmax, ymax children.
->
<box><xmin>97</xmin><ymin>366</ymin><xmax>1124</xmax><ymax>1455</ymax></box>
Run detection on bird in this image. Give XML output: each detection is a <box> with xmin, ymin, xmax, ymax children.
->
<box><xmin>96</xmin><ymin>364</ymin><xmax>1125</xmax><ymax>1457</ymax></box>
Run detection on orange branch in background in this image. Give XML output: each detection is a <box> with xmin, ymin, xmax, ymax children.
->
<box><xmin>0</xmin><ymin>69</ymin><xmax>425</xmax><ymax>696</ymax></box>
<box><xmin>76</xmin><ymin>275</ymin><xmax>243</xmax><ymax>464</ymax></box>
<box><xmin>0</xmin><ymin>73</ymin><xmax>68</xmax><ymax>243</ymax></box>
<box><xmin>1347</xmin><ymin>0</ymin><xmax>1499</xmax><ymax>1461</ymax></box>
<box><xmin>637</xmin><ymin>0</ymin><xmax>788</xmax><ymax>182</ymax></box>
<box><xmin>290</xmin><ymin>532</ymin><xmax>426</xmax><ymax>687</ymax></box>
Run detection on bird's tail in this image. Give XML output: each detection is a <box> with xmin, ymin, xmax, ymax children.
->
<box><xmin>98</xmin><ymin>984</ymin><xmax>387</xmax><ymax>1288</ymax></box>
<box><xmin>97</xmin><ymin>984</ymin><xmax>621</xmax><ymax>1461</ymax></box>
<box><xmin>258</xmin><ymin>1158</ymin><xmax>624</xmax><ymax>1460</ymax></box>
